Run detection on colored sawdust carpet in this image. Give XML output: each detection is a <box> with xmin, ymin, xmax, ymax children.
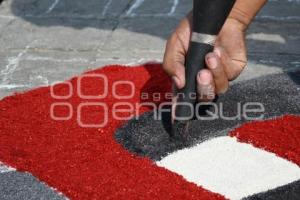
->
<box><xmin>0</xmin><ymin>64</ymin><xmax>299</xmax><ymax>199</ymax></box>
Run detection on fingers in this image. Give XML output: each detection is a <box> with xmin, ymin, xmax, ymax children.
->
<box><xmin>214</xmin><ymin>47</ymin><xmax>247</xmax><ymax>81</ymax></box>
<box><xmin>163</xmin><ymin>32</ymin><xmax>186</xmax><ymax>89</ymax></box>
<box><xmin>197</xmin><ymin>46</ymin><xmax>247</xmax><ymax>101</ymax></box>
<box><xmin>163</xmin><ymin>53</ymin><xmax>185</xmax><ymax>89</ymax></box>
<box><xmin>205</xmin><ymin>51</ymin><xmax>229</xmax><ymax>95</ymax></box>
<box><xmin>197</xmin><ymin>70</ymin><xmax>215</xmax><ymax>102</ymax></box>
<box><xmin>163</xmin><ymin>14</ymin><xmax>192</xmax><ymax>89</ymax></box>
<box><xmin>164</xmin><ymin>14</ymin><xmax>192</xmax><ymax>123</ymax></box>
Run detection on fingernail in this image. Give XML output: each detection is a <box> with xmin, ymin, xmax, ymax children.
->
<box><xmin>198</xmin><ymin>72</ymin><xmax>211</xmax><ymax>85</ymax></box>
<box><xmin>172</xmin><ymin>76</ymin><xmax>181</xmax><ymax>88</ymax></box>
<box><xmin>207</xmin><ymin>56</ymin><xmax>218</xmax><ymax>69</ymax></box>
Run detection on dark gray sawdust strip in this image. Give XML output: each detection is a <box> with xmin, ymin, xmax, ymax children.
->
<box><xmin>115</xmin><ymin>72</ymin><xmax>300</xmax><ymax>161</ymax></box>
<box><xmin>0</xmin><ymin>171</ymin><xmax>66</xmax><ymax>200</ymax></box>
<box><xmin>244</xmin><ymin>180</ymin><xmax>300</xmax><ymax>200</ymax></box>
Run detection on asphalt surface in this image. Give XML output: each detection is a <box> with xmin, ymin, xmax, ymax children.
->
<box><xmin>0</xmin><ymin>0</ymin><xmax>300</xmax><ymax>99</ymax></box>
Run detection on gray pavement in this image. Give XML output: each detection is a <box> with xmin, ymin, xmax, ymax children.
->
<box><xmin>0</xmin><ymin>0</ymin><xmax>299</xmax><ymax>99</ymax></box>
<box><xmin>0</xmin><ymin>0</ymin><xmax>299</xmax><ymax>199</ymax></box>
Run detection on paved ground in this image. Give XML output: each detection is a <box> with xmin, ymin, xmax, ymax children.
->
<box><xmin>0</xmin><ymin>0</ymin><xmax>299</xmax><ymax>99</ymax></box>
<box><xmin>0</xmin><ymin>0</ymin><xmax>299</xmax><ymax>199</ymax></box>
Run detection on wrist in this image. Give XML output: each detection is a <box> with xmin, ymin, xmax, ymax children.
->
<box><xmin>228</xmin><ymin>0</ymin><xmax>267</xmax><ymax>31</ymax></box>
<box><xmin>228</xmin><ymin>8</ymin><xmax>252</xmax><ymax>31</ymax></box>
<box><xmin>226</xmin><ymin>17</ymin><xmax>248</xmax><ymax>33</ymax></box>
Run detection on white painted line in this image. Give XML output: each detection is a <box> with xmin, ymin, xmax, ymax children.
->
<box><xmin>46</xmin><ymin>0</ymin><xmax>60</xmax><ymax>14</ymax></box>
<box><xmin>168</xmin><ymin>0</ymin><xmax>179</xmax><ymax>16</ymax></box>
<box><xmin>0</xmin><ymin>84</ymin><xmax>29</xmax><ymax>89</ymax></box>
<box><xmin>157</xmin><ymin>136</ymin><xmax>300</xmax><ymax>200</ymax></box>
<box><xmin>0</xmin><ymin>44</ymin><xmax>31</xmax><ymax>83</ymax></box>
<box><xmin>24</xmin><ymin>55</ymin><xmax>90</xmax><ymax>63</ymax></box>
<box><xmin>126</xmin><ymin>0</ymin><xmax>145</xmax><ymax>16</ymax></box>
<box><xmin>102</xmin><ymin>0</ymin><xmax>113</xmax><ymax>16</ymax></box>
<box><xmin>269</xmin><ymin>0</ymin><xmax>300</xmax><ymax>2</ymax></box>
<box><xmin>247</xmin><ymin>33</ymin><xmax>286</xmax><ymax>44</ymax></box>
<box><xmin>0</xmin><ymin>15</ymin><xmax>15</xmax><ymax>19</ymax></box>
<box><xmin>123</xmin><ymin>13</ymin><xmax>182</xmax><ymax>18</ymax></box>
<box><xmin>257</xmin><ymin>15</ymin><xmax>300</xmax><ymax>21</ymax></box>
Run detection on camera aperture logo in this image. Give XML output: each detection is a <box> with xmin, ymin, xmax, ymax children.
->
<box><xmin>50</xmin><ymin>73</ymin><xmax>265</xmax><ymax>128</ymax></box>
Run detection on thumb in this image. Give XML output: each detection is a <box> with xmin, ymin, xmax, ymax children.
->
<box><xmin>163</xmin><ymin>35</ymin><xmax>186</xmax><ymax>89</ymax></box>
<box><xmin>169</xmin><ymin>62</ymin><xmax>186</xmax><ymax>89</ymax></box>
<box><xmin>163</xmin><ymin>13</ymin><xmax>192</xmax><ymax>89</ymax></box>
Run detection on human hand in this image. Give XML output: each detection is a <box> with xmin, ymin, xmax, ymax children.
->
<box><xmin>163</xmin><ymin>12</ymin><xmax>248</xmax><ymax>120</ymax></box>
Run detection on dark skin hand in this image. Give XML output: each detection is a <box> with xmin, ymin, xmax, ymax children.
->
<box><xmin>162</xmin><ymin>0</ymin><xmax>267</xmax><ymax>120</ymax></box>
<box><xmin>164</xmin><ymin>14</ymin><xmax>247</xmax><ymax>120</ymax></box>
<box><xmin>163</xmin><ymin>13</ymin><xmax>247</xmax><ymax>100</ymax></box>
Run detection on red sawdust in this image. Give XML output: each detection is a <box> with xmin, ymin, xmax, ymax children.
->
<box><xmin>230</xmin><ymin>115</ymin><xmax>300</xmax><ymax>166</ymax></box>
<box><xmin>0</xmin><ymin>64</ymin><xmax>224</xmax><ymax>200</ymax></box>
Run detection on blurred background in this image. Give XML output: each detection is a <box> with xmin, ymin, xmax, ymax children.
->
<box><xmin>0</xmin><ymin>0</ymin><xmax>299</xmax><ymax>99</ymax></box>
